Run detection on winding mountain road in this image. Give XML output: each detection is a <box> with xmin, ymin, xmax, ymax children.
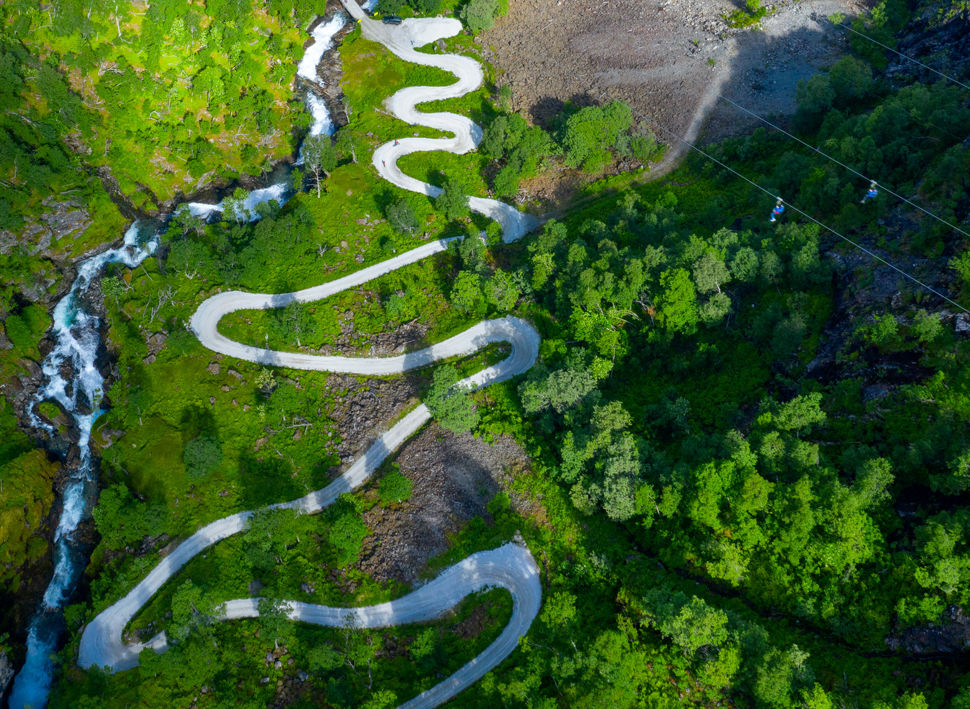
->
<box><xmin>353</xmin><ymin>3</ymin><xmax>541</xmax><ymax>242</ymax></box>
<box><xmin>79</xmin><ymin>3</ymin><xmax>543</xmax><ymax>707</ymax></box>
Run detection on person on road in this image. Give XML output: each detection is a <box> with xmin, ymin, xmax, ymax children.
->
<box><xmin>382</xmin><ymin>160</ymin><xmax>386</xmax><ymax>167</ymax></box>
<box><xmin>394</xmin><ymin>139</ymin><xmax>399</xmax><ymax>146</ymax></box>
<box><xmin>861</xmin><ymin>180</ymin><xmax>878</xmax><ymax>204</ymax></box>
<box><xmin>769</xmin><ymin>197</ymin><xmax>785</xmax><ymax>223</ymax></box>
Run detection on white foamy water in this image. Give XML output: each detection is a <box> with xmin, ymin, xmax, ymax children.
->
<box><xmin>296</xmin><ymin>92</ymin><xmax>337</xmax><ymax>166</ymax></box>
<box><xmin>31</xmin><ymin>224</ymin><xmax>156</xmax><ymax>432</ymax></box>
<box><xmin>9</xmin><ymin>11</ymin><xmax>347</xmax><ymax>708</ymax></box>
<box><xmin>183</xmin><ymin>181</ymin><xmax>289</xmax><ymax>223</ymax></box>
<box><xmin>8</xmin><ymin>223</ymin><xmax>159</xmax><ymax>709</ymax></box>
<box><xmin>239</xmin><ymin>183</ymin><xmax>288</xmax><ymax>217</ymax></box>
<box><xmin>295</xmin><ymin>14</ymin><xmax>345</xmax><ymax>165</ymax></box>
<box><xmin>307</xmin><ymin>92</ymin><xmax>334</xmax><ymax>138</ymax></box>
<box><xmin>182</xmin><ymin>201</ymin><xmax>222</xmax><ymax>220</ymax></box>
<box><xmin>297</xmin><ymin>13</ymin><xmax>347</xmax><ymax>84</ymax></box>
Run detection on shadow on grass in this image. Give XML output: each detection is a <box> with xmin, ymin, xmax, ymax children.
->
<box><xmin>238</xmin><ymin>453</ymin><xmax>302</xmax><ymax>509</ymax></box>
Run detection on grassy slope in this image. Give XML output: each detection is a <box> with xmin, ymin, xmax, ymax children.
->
<box><xmin>0</xmin><ymin>0</ymin><xmax>331</xmax><ymax>609</ymax></box>
<box><xmin>0</xmin><ymin>303</ymin><xmax>58</xmax><ymax>637</ymax></box>
<box><xmin>50</xmin><ymin>12</ymin><xmax>535</xmax><ymax>706</ymax></box>
<box><xmin>41</xmin><ymin>2</ymin><xmax>956</xmax><ymax>705</ymax></box>
<box><xmin>8</xmin><ymin>3</ymin><xmax>306</xmax><ymax>210</ymax></box>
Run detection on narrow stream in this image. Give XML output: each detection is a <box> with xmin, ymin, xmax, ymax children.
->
<box><xmin>7</xmin><ymin>224</ymin><xmax>160</xmax><ymax>709</ymax></box>
<box><xmin>7</xmin><ymin>11</ymin><xmax>349</xmax><ymax>708</ymax></box>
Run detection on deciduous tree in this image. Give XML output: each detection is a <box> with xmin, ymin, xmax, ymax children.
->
<box><xmin>303</xmin><ymin>134</ymin><xmax>337</xmax><ymax>197</ymax></box>
<box><xmin>424</xmin><ymin>364</ymin><xmax>479</xmax><ymax>433</ymax></box>
<box><xmin>435</xmin><ymin>179</ymin><xmax>469</xmax><ymax>221</ymax></box>
<box><xmin>386</xmin><ymin>198</ymin><xmax>419</xmax><ymax>236</ymax></box>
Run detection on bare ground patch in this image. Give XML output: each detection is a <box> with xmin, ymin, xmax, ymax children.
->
<box><xmin>308</xmin><ymin>311</ymin><xmax>432</xmax><ymax>358</ymax></box>
<box><xmin>326</xmin><ymin>371</ymin><xmax>426</xmax><ymax>466</ymax></box>
<box><xmin>480</xmin><ymin>0</ymin><xmax>869</xmax><ymax>178</ymax></box>
<box><xmin>357</xmin><ymin>424</ymin><xmax>532</xmax><ymax>585</ymax></box>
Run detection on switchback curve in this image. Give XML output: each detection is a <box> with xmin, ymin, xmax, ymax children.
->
<box><xmin>348</xmin><ymin>1</ymin><xmax>542</xmax><ymax>242</ymax></box>
<box><xmin>79</xmin><ymin>3</ymin><xmax>543</xmax><ymax>707</ymax></box>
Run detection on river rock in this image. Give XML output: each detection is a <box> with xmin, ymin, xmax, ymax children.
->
<box><xmin>887</xmin><ymin>605</ymin><xmax>970</xmax><ymax>655</ymax></box>
<box><xmin>16</xmin><ymin>357</ymin><xmax>42</xmax><ymax>379</ymax></box>
<box><xmin>146</xmin><ymin>332</ymin><xmax>167</xmax><ymax>355</ymax></box>
<box><xmin>0</xmin><ymin>198</ymin><xmax>91</xmax><ymax>259</ymax></box>
<box><xmin>75</xmin><ymin>273</ymin><xmax>107</xmax><ymax>315</ymax></box>
<box><xmin>35</xmin><ymin>400</ymin><xmax>71</xmax><ymax>432</ymax></box>
<box><xmin>955</xmin><ymin>313</ymin><xmax>970</xmax><ymax>335</ymax></box>
<box><xmin>0</xmin><ymin>650</ymin><xmax>13</xmax><ymax>698</ymax></box>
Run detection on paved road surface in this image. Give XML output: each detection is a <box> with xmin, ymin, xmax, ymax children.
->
<box><xmin>80</xmin><ymin>3</ymin><xmax>543</xmax><ymax>707</ymax></box>
<box><xmin>221</xmin><ymin>544</ymin><xmax>541</xmax><ymax>709</ymax></box>
<box><xmin>349</xmin><ymin>2</ymin><xmax>542</xmax><ymax>242</ymax></box>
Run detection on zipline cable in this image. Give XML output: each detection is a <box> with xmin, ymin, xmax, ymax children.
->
<box><xmin>824</xmin><ymin>15</ymin><xmax>970</xmax><ymax>93</ymax></box>
<box><xmin>652</xmin><ymin>123</ymin><xmax>970</xmax><ymax>315</ymax></box>
<box><xmin>717</xmin><ymin>94</ymin><xmax>970</xmax><ymax>241</ymax></box>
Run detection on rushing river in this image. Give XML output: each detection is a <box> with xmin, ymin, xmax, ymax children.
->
<box><xmin>7</xmin><ymin>12</ymin><xmax>348</xmax><ymax>708</ymax></box>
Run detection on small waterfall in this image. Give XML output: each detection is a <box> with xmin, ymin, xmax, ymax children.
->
<box><xmin>296</xmin><ymin>13</ymin><xmax>347</xmax><ymax>166</ymax></box>
<box><xmin>183</xmin><ymin>181</ymin><xmax>291</xmax><ymax>222</ymax></box>
<box><xmin>297</xmin><ymin>13</ymin><xmax>348</xmax><ymax>85</ymax></box>
<box><xmin>7</xmin><ymin>10</ymin><xmax>347</xmax><ymax>707</ymax></box>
